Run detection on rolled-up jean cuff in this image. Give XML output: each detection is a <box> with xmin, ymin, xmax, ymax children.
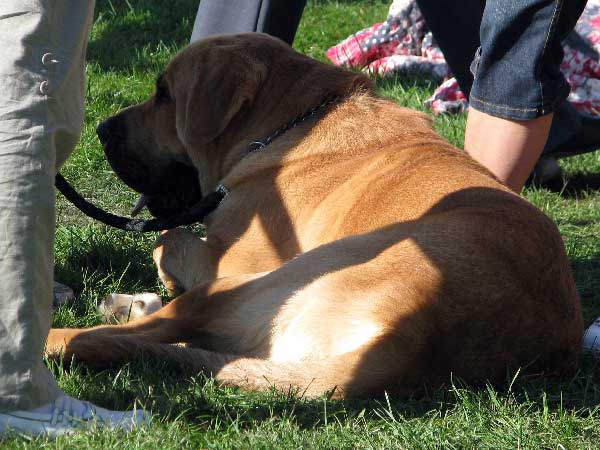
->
<box><xmin>469</xmin><ymin>88</ymin><xmax>570</xmax><ymax>121</ymax></box>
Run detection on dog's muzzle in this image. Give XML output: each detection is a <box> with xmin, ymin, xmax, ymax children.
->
<box><xmin>97</xmin><ymin>117</ymin><xmax>202</xmax><ymax>220</ymax></box>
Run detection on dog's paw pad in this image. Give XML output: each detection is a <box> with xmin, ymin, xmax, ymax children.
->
<box><xmin>98</xmin><ymin>293</ymin><xmax>162</xmax><ymax>324</ymax></box>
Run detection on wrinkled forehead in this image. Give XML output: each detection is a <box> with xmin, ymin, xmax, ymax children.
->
<box><xmin>165</xmin><ymin>32</ymin><xmax>283</xmax><ymax>74</ymax></box>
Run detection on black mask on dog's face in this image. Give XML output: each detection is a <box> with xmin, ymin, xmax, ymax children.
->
<box><xmin>143</xmin><ymin>162</ymin><xmax>203</xmax><ymax>219</ymax></box>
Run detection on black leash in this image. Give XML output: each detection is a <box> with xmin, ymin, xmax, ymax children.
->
<box><xmin>55</xmin><ymin>94</ymin><xmax>342</xmax><ymax>232</ymax></box>
<box><xmin>55</xmin><ymin>173</ymin><xmax>228</xmax><ymax>232</ymax></box>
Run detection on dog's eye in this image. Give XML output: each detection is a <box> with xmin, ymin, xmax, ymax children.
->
<box><xmin>156</xmin><ymin>86</ymin><xmax>170</xmax><ymax>103</ymax></box>
<box><xmin>155</xmin><ymin>74</ymin><xmax>171</xmax><ymax>105</ymax></box>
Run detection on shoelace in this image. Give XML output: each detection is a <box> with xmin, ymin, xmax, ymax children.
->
<box><xmin>50</xmin><ymin>396</ymin><xmax>95</xmax><ymax>426</ymax></box>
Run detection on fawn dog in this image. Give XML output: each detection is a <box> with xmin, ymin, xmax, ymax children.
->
<box><xmin>47</xmin><ymin>33</ymin><xmax>582</xmax><ymax>398</ymax></box>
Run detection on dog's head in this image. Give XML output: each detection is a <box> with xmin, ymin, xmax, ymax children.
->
<box><xmin>97</xmin><ymin>33</ymin><xmax>371</xmax><ymax>218</ymax></box>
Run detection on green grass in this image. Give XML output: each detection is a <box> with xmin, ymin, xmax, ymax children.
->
<box><xmin>5</xmin><ymin>0</ymin><xmax>600</xmax><ymax>447</ymax></box>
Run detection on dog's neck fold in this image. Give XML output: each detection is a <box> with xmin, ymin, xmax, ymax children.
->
<box><xmin>190</xmin><ymin>62</ymin><xmax>374</xmax><ymax>193</ymax></box>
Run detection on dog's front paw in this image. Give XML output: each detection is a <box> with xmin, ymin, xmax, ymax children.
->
<box><xmin>98</xmin><ymin>293</ymin><xmax>162</xmax><ymax>324</ymax></box>
<box><xmin>153</xmin><ymin>228</ymin><xmax>214</xmax><ymax>297</ymax></box>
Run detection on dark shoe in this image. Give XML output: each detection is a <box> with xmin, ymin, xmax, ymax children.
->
<box><xmin>547</xmin><ymin>114</ymin><xmax>600</xmax><ymax>158</ymax></box>
<box><xmin>526</xmin><ymin>156</ymin><xmax>563</xmax><ymax>188</ymax></box>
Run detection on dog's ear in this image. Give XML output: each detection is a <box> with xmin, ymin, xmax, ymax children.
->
<box><xmin>179</xmin><ymin>48</ymin><xmax>268</xmax><ymax>147</ymax></box>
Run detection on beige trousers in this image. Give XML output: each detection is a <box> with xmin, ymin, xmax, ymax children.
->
<box><xmin>0</xmin><ymin>0</ymin><xmax>95</xmax><ymax>411</ymax></box>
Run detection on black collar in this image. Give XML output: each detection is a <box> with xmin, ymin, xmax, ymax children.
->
<box><xmin>246</xmin><ymin>94</ymin><xmax>342</xmax><ymax>153</ymax></box>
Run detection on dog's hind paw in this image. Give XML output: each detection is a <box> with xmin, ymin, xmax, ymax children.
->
<box><xmin>98</xmin><ymin>293</ymin><xmax>162</xmax><ymax>324</ymax></box>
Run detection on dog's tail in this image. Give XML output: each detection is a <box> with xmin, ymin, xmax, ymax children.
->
<box><xmin>64</xmin><ymin>332</ymin><xmax>395</xmax><ymax>398</ymax></box>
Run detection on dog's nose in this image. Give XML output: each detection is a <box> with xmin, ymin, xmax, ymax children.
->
<box><xmin>96</xmin><ymin>116</ymin><xmax>126</xmax><ymax>146</ymax></box>
<box><xmin>96</xmin><ymin>119</ymin><xmax>111</xmax><ymax>146</ymax></box>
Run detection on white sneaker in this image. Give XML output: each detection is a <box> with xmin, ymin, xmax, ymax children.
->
<box><xmin>0</xmin><ymin>395</ymin><xmax>150</xmax><ymax>438</ymax></box>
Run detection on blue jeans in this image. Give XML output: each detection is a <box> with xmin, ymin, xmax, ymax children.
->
<box><xmin>470</xmin><ymin>0</ymin><xmax>587</xmax><ymax>120</ymax></box>
<box><xmin>417</xmin><ymin>0</ymin><xmax>588</xmax><ymax>152</ymax></box>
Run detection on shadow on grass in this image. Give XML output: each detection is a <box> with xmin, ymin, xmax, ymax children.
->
<box><xmin>62</xmin><ymin>356</ymin><xmax>600</xmax><ymax>431</ymax></box>
<box><xmin>88</xmin><ymin>0</ymin><xmax>198</xmax><ymax>72</ymax></box>
<box><xmin>541</xmin><ymin>172</ymin><xmax>600</xmax><ymax>198</ymax></box>
<box><xmin>571</xmin><ymin>254</ymin><xmax>600</xmax><ymax>326</ymax></box>
<box><xmin>54</xmin><ymin>225</ymin><xmax>157</xmax><ymax>303</ymax></box>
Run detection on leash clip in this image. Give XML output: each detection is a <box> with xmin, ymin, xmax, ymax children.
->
<box><xmin>215</xmin><ymin>184</ymin><xmax>230</xmax><ymax>201</ymax></box>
